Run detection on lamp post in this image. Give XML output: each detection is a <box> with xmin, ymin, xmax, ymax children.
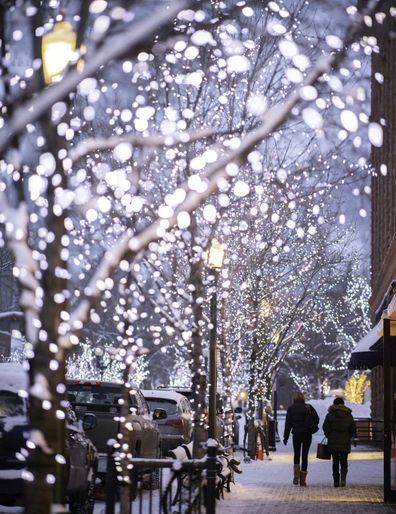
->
<box><xmin>42</xmin><ymin>21</ymin><xmax>77</xmax><ymax>84</ymax></box>
<box><xmin>206</xmin><ymin>239</ymin><xmax>225</xmax><ymax>514</ymax></box>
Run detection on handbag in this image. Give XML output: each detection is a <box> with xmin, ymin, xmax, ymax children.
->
<box><xmin>316</xmin><ymin>437</ymin><xmax>331</xmax><ymax>460</ymax></box>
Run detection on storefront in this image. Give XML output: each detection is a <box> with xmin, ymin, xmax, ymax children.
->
<box><xmin>349</xmin><ymin>297</ymin><xmax>396</xmax><ymax>501</ymax></box>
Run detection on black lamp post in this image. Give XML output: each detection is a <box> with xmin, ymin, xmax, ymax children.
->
<box><xmin>206</xmin><ymin>239</ymin><xmax>225</xmax><ymax>514</ymax></box>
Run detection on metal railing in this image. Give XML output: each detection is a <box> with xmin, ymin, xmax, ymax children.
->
<box><xmin>103</xmin><ymin>443</ymin><xmax>241</xmax><ymax>513</ymax></box>
<box><xmin>105</xmin><ymin>452</ymin><xmax>206</xmax><ymax>514</ymax></box>
<box><xmin>354</xmin><ymin>418</ymin><xmax>384</xmax><ymax>445</ymax></box>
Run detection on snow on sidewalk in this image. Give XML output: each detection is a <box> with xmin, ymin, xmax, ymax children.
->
<box><xmin>218</xmin><ymin>436</ymin><xmax>393</xmax><ymax>514</ymax></box>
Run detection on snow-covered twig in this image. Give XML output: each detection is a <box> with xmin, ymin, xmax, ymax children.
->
<box><xmin>60</xmin><ymin>0</ymin><xmax>380</xmax><ymax>347</ymax></box>
<box><xmin>136</xmin><ymin>280</ymin><xmax>194</xmax><ymax>334</ymax></box>
<box><xmin>0</xmin><ymin>0</ymin><xmax>191</xmax><ymax>155</ymax></box>
<box><xmin>69</xmin><ymin>128</ymin><xmax>217</xmax><ymax>163</ymax></box>
<box><xmin>0</xmin><ymin>194</ymin><xmax>39</xmax><ymax>344</ymax></box>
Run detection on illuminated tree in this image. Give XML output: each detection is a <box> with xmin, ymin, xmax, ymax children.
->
<box><xmin>283</xmin><ymin>268</ymin><xmax>371</xmax><ymax>397</ymax></box>
<box><xmin>344</xmin><ymin>371</ymin><xmax>370</xmax><ymax>404</ymax></box>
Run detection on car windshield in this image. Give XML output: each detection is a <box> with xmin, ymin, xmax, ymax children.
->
<box><xmin>146</xmin><ymin>398</ymin><xmax>178</xmax><ymax>415</ymax></box>
<box><xmin>67</xmin><ymin>384</ymin><xmax>138</xmax><ymax>406</ymax></box>
<box><xmin>0</xmin><ymin>391</ymin><xmax>25</xmax><ymax>417</ymax></box>
<box><xmin>68</xmin><ymin>385</ymin><xmax>122</xmax><ymax>405</ymax></box>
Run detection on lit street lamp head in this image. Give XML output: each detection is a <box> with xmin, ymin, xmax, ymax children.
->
<box><xmin>207</xmin><ymin>239</ymin><xmax>225</xmax><ymax>269</ymax></box>
<box><xmin>42</xmin><ymin>21</ymin><xmax>77</xmax><ymax>84</ymax></box>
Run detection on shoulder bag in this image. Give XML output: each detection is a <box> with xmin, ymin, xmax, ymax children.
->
<box><xmin>316</xmin><ymin>437</ymin><xmax>331</xmax><ymax>460</ymax></box>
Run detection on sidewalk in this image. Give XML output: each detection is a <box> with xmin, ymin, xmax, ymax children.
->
<box><xmin>218</xmin><ymin>435</ymin><xmax>394</xmax><ymax>514</ymax></box>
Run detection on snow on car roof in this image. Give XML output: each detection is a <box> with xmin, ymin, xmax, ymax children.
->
<box><xmin>66</xmin><ymin>379</ymin><xmax>139</xmax><ymax>389</ymax></box>
<box><xmin>142</xmin><ymin>389</ymin><xmax>185</xmax><ymax>403</ymax></box>
<box><xmin>0</xmin><ymin>362</ymin><xmax>28</xmax><ymax>392</ymax></box>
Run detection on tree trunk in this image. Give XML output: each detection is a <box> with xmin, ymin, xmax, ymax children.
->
<box><xmin>119</xmin><ymin>368</ymin><xmax>133</xmax><ymax>514</ymax></box>
<box><xmin>220</xmin><ymin>299</ymin><xmax>233</xmax><ymax>450</ymax></box>
<box><xmin>246</xmin><ymin>344</ymin><xmax>258</xmax><ymax>458</ymax></box>
<box><xmin>189</xmin><ymin>256</ymin><xmax>207</xmax><ymax>457</ymax></box>
<box><xmin>25</xmin><ymin>114</ymin><xmax>68</xmax><ymax>514</ymax></box>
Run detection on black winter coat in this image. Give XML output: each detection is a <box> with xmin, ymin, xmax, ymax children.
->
<box><xmin>284</xmin><ymin>400</ymin><xmax>319</xmax><ymax>441</ymax></box>
<box><xmin>323</xmin><ymin>404</ymin><xmax>356</xmax><ymax>453</ymax></box>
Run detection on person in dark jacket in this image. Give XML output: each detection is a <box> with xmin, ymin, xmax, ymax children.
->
<box><xmin>283</xmin><ymin>392</ymin><xmax>319</xmax><ymax>486</ymax></box>
<box><xmin>323</xmin><ymin>397</ymin><xmax>356</xmax><ymax>487</ymax></box>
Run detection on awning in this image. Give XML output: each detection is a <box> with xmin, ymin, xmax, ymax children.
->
<box><xmin>348</xmin><ymin>324</ymin><xmax>382</xmax><ymax>370</ymax></box>
<box><xmin>349</xmin><ymin>292</ymin><xmax>396</xmax><ymax>370</ymax></box>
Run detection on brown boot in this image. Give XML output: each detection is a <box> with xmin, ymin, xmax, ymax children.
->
<box><xmin>293</xmin><ymin>464</ymin><xmax>300</xmax><ymax>485</ymax></box>
<box><xmin>300</xmin><ymin>470</ymin><xmax>307</xmax><ymax>486</ymax></box>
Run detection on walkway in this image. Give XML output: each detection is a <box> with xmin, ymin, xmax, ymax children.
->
<box><xmin>218</xmin><ymin>435</ymin><xmax>395</xmax><ymax>514</ymax></box>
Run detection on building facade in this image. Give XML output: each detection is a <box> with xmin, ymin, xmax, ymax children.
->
<box><xmin>369</xmin><ymin>6</ymin><xmax>396</xmax><ymax>421</ymax></box>
<box><xmin>370</xmin><ymin>6</ymin><xmax>396</xmax><ymax>317</ymax></box>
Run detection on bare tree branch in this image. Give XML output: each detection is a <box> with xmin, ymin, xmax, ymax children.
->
<box><xmin>69</xmin><ymin>128</ymin><xmax>218</xmax><ymax>163</ymax></box>
<box><xmin>60</xmin><ymin>0</ymin><xmax>380</xmax><ymax>347</ymax></box>
<box><xmin>0</xmin><ymin>0</ymin><xmax>191</xmax><ymax>155</ymax></box>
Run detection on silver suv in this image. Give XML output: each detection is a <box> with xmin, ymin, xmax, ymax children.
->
<box><xmin>142</xmin><ymin>390</ymin><xmax>193</xmax><ymax>455</ymax></box>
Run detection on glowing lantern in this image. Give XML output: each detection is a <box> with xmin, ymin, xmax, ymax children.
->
<box><xmin>206</xmin><ymin>239</ymin><xmax>225</xmax><ymax>269</ymax></box>
<box><xmin>42</xmin><ymin>21</ymin><xmax>77</xmax><ymax>84</ymax></box>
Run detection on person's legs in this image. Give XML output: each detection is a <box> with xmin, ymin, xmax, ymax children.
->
<box><xmin>340</xmin><ymin>452</ymin><xmax>348</xmax><ymax>486</ymax></box>
<box><xmin>264</xmin><ymin>426</ymin><xmax>270</xmax><ymax>457</ymax></box>
<box><xmin>299</xmin><ymin>434</ymin><xmax>311</xmax><ymax>486</ymax></box>
<box><xmin>292</xmin><ymin>434</ymin><xmax>302</xmax><ymax>484</ymax></box>
<box><xmin>300</xmin><ymin>434</ymin><xmax>312</xmax><ymax>471</ymax></box>
<box><xmin>332</xmin><ymin>452</ymin><xmax>340</xmax><ymax>487</ymax></box>
<box><xmin>293</xmin><ymin>433</ymin><xmax>302</xmax><ymax>465</ymax></box>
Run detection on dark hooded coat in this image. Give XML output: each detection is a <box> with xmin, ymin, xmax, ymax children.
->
<box><xmin>323</xmin><ymin>404</ymin><xmax>356</xmax><ymax>453</ymax></box>
<box><xmin>284</xmin><ymin>399</ymin><xmax>319</xmax><ymax>441</ymax></box>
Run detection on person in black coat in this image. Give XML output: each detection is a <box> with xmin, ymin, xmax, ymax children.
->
<box><xmin>323</xmin><ymin>397</ymin><xmax>356</xmax><ymax>487</ymax></box>
<box><xmin>283</xmin><ymin>392</ymin><xmax>319</xmax><ymax>486</ymax></box>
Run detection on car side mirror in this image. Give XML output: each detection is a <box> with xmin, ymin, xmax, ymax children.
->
<box><xmin>83</xmin><ymin>413</ymin><xmax>97</xmax><ymax>431</ymax></box>
<box><xmin>153</xmin><ymin>408</ymin><xmax>167</xmax><ymax>420</ymax></box>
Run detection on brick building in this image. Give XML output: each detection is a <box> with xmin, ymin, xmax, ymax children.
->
<box><xmin>350</xmin><ymin>4</ymin><xmax>396</xmax><ymax>402</ymax></box>
<box><xmin>349</xmin><ymin>5</ymin><xmax>396</xmax><ymax>501</ymax></box>
<box><xmin>370</xmin><ymin>5</ymin><xmax>396</xmax><ymax>317</ymax></box>
<box><xmin>369</xmin><ymin>6</ymin><xmax>396</xmax><ymax>420</ymax></box>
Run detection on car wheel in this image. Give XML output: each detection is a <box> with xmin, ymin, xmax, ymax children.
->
<box><xmin>69</xmin><ymin>463</ymin><xmax>97</xmax><ymax>514</ymax></box>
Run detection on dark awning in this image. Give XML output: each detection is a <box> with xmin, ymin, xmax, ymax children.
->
<box><xmin>348</xmin><ymin>325</ymin><xmax>382</xmax><ymax>370</ymax></box>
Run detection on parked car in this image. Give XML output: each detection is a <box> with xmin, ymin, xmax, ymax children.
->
<box><xmin>157</xmin><ymin>386</ymin><xmax>192</xmax><ymax>403</ymax></box>
<box><xmin>142</xmin><ymin>390</ymin><xmax>193</xmax><ymax>455</ymax></box>
<box><xmin>155</xmin><ymin>387</ymin><xmax>226</xmax><ymax>444</ymax></box>
<box><xmin>66</xmin><ymin>380</ymin><xmax>166</xmax><ymax>479</ymax></box>
<box><xmin>0</xmin><ymin>363</ymin><xmax>98</xmax><ymax>513</ymax></box>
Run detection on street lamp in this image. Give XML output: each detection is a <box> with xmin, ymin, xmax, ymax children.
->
<box><xmin>206</xmin><ymin>239</ymin><xmax>225</xmax><ymax>439</ymax></box>
<box><xmin>41</xmin><ymin>21</ymin><xmax>77</xmax><ymax>84</ymax></box>
<box><xmin>205</xmin><ymin>238</ymin><xmax>224</xmax><ymax>514</ymax></box>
